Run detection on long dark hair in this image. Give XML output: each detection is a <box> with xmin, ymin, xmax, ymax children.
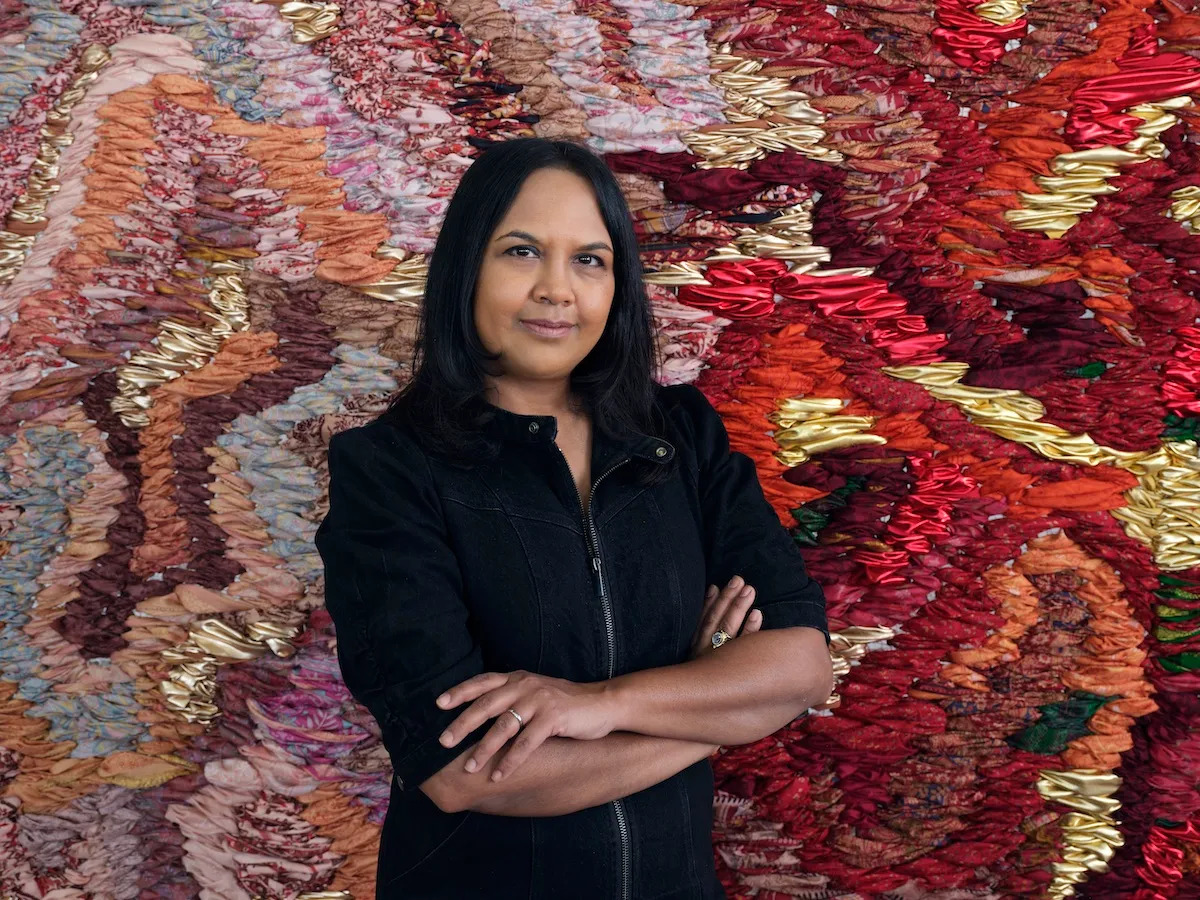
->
<box><xmin>382</xmin><ymin>137</ymin><xmax>669</xmax><ymax>481</ymax></box>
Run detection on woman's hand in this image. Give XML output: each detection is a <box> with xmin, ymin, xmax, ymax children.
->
<box><xmin>435</xmin><ymin>671</ymin><xmax>615</xmax><ymax>782</ymax></box>
<box><xmin>688</xmin><ymin>574</ymin><xmax>762</xmax><ymax>660</ymax></box>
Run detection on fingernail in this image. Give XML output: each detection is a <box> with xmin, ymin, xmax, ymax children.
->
<box><xmin>740</xmin><ymin>586</ymin><xmax>754</xmax><ymax>597</ymax></box>
<box><xmin>465</xmin><ymin>759</ymin><xmax>477</xmax><ymax>772</ymax></box>
<box><xmin>491</xmin><ymin>770</ymin><xmax>503</xmax><ymax>781</ymax></box>
<box><xmin>436</xmin><ymin>695</ymin><xmax>449</xmax><ymax>707</ymax></box>
<box><xmin>440</xmin><ymin>732</ymin><xmax>452</xmax><ymax>746</ymax></box>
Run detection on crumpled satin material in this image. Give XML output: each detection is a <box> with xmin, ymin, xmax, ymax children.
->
<box><xmin>932</xmin><ymin>0</ymin><xmax>1028</xmax><ymax>72</ymax></box>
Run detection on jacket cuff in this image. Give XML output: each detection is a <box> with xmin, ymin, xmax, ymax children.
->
<box><xmin>757</xmin><ymin>600</ymin><xmax>831</xmax><ymax>646</ymax></box>
<box><xmin>389</xmin><ymin>714</ymin><xmax>495</xmax><ymax>793</ymax></box>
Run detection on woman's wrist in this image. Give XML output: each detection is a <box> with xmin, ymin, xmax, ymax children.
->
<box><xmin>598</xmin><ymin>673</ymin><xmax>637</xmax><ymax>734</ymax></box>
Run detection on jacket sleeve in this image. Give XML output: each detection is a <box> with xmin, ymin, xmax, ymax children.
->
<box><xmin>672</xmin><ymin>384</ymin><xmax>831</xmax><ymax>645</ymax></box>
<box><xmin>315</xmin><ymin>424</ymin><xmax>492</xmax><ymax>791</ymax></box>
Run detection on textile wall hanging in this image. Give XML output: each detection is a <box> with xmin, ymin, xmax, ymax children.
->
<box><xmin>1</xmin><ymin>0</ymin><xmax>1199</xmax><ymax>896</ymax></box>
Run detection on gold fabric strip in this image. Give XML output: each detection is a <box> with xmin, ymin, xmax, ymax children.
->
<box><xmin>821</xmin><ymin>625</ymin><xmax>896</xmax><ymax>709</ymax></box>
<box><xmin>1006</xmin><ymin>97</ymin><xmax>1192</xmax><ymax>238</ymax></box>
<box><xmin>1037</xmin><ymin>770</ymin><xmax>1125</xmax><ymax>897</ymax></box>
<box><xmin>684</xmin><ymin>47</ymin><xmax>842</xmax><ymax>170</ymax></box>
<box><xmin>0</xmin><ymin>44</ymin><xmax>111</xmax><ymax>285</ymax></box>
<box><xmin>1168</xmin><ymin>184</ymin><xmax>1200</xmax><ymax>233</ymax></box>
<box><xmin>973</xmin><ymin>0</ymin><xmax>1029</xmax><ymax>26</ymax></box>
<box><xmin>351</xmin><ymin>248</ymin><xmax>426</xmax><ymax>303</ymax></box>
<box><xmin>883</xmin><ymin>362</ymin><xmax>1200</xmax><ymax>571</ymax></box>
<box><xmin>160</xmin><ymin>616</ymin><xmax>300</xmax><ymax>725</ymax></box>
<box><xmin>110</xmin><ymin>257</ymin><xmax>251</xmax><ymax>429</ymax></box>
<box><xmin>254</xmin><ymin>0</ymin><xmax>341</xmax><ymax>43</ymax></box>
<box><xmin>770</xmin><ymin>395</ymin><xmax>888</xmax><ymax>466</ymax></box>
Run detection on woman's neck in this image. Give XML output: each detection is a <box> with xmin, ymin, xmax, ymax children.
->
<box><xmin>483</xmin><ymin>377</ymin><xmax>583</xmax><ymax>419</ymax></box>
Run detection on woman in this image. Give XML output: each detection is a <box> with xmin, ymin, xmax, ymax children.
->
<box><xmin>315</xmin><ymin>137</ymin><xmax>833</xmax><ymax>899</ymax></box>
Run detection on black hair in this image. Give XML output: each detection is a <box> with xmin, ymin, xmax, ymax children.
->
<box><xmin>381</xmin><ymin>137</ymin><xmax>671</xmax><ymax>483</ymax></box>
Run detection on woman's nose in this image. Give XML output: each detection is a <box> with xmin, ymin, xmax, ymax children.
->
<box><xmin>534</xmin><ymin>264</ymin><xmax>574</xmax><ymax>305</ymax></box>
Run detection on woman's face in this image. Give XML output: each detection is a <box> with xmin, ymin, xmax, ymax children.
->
<box><xmin>474</xmin><ymin>167</ymin><xmax>616</xmax><ymax>384</ymax></box>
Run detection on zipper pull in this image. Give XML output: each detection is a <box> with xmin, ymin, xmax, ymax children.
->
<box><xmin>591</xmin><ymin>556</ymin><xmax>607</xmax><ymax>598</ymax></box>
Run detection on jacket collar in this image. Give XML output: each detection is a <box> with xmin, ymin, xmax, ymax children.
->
<box><xmin>479</xmin><ymin>401</ymin><xmax>676</xmax><ymax>467</ymax></box>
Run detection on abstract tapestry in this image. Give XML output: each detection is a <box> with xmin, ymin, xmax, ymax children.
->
<box><xmin>1</xmin><ymin>0</ymin><xmax>1199</xmax><ymax>897</ymax></box>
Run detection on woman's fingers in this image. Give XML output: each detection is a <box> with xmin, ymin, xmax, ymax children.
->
<box><xmin>436</xmin><ymin>671</ymin><xmax>509</xmax><ymax>710</ymax></box>
<box><xmin>699</xmin><ymin>575</ymin><xmax>744</xmax><ymax>635</ymax></box>
<box><xmin>741</xmin><ymin>608</ymin><xmax>763</xmax><ymax>635</ymax></box>
<box><xmin>439</xmin><ymin>680</ymin><xmax>521</xmax><ymax>748</ymax></box>
<box><xmin>461</xmin><ymin>703</ymin><xmax>525</xmax><ymax>774</ymax></box>
<box><xmin>492</xmin><ymin>713</ymin><xmax>556</xmax><ymax>780</ymax></box>
<box><xmin>719</xmin><ymin>584</ymin><xmax>756</xmax><ymax>637</ymax></box>
<box><xmin>690</xmin><ymin>576</ymin><xmax>762</xmax><ymax>658</ymax></box>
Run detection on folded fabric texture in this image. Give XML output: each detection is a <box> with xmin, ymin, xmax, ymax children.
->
<box><xmin>0</xmin><ymin>0</ymin><xmax>1196</xmax><ymax>897</ymax></box>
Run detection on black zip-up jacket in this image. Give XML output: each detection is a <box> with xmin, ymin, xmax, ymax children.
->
<box><xmin>315</xmin><ymin>383</ymin><xmax>830</xmax><ymax>900</ymax></box>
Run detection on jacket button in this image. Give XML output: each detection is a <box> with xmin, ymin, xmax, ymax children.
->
<box><xmin>528</xmin><ymin>422</ymin><xmax>540</xmax><ymax>434</ymax></box>
<box><xmin>655</xmin><ymin>446</ymin><xmax>668</xmax><ymax>457</ymax></box>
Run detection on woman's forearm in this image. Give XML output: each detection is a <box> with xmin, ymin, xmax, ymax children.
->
<box><xmin>603</xmin><ymin>627</ymin><xmax>834</xmax><ymax>746</ymax></box>
<box><xmin>424</xmin><ymin>732</ymin><xmax>718</xmax><ymax>817</ymax></box>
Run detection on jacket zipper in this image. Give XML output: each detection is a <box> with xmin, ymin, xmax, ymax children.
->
<box><xmin>553</xmin><ymin>444</ymin><xmax>631</xmax><ymax>900</ymax></box>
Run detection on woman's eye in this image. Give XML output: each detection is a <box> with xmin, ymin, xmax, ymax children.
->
<box><xmin>576</xmin><ymin>254</ymin><xmax>605</xmax><ymax>268</ymax></box>
<box><xmin>505</xmin><ymin>245</ymin><xmax>538</xmax><ymax>258</ymax></box>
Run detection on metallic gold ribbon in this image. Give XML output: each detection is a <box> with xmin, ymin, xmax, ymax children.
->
<box><xmin>828</xmin><ymin>625</ymin><xmax>895</xmax><ymax>679</ymax></box>
<box><xmin>973</xmin><ymin>0</ymin><xmax>1029</xmax><ymax>26</ymax></box>
<box><xmin>351</xmin><ymin>247</ymin><xmax>426</xmax><ymax>303</ymax></box>
<box><xmin>110</xmin><ymin>257</ymin><xmax>251</xmax><ymax>429</ymax></box>
<box><xmin>1168</xmin><ymin>184</ymin><xmax>1200</xmax><ymax>233</ymax></box>
<box><xmin>160</xmin><ymin>615</ymin><xmax>300</xmax><ymax>725</ymax></box>
<box><xmin>770</xmin><ymin>395</ymin><xmax>888</xmax><ymax>466</ymax></box>
<box><xmin>254</xmin><ymin>0</ymin><xmax>341</xmax><ymax>43</ymax></box>
<box><xmin>0</xmin><ymin>44</ymin><xmax>111</xmax><ymax>285</ymax></box>
<box><xmin>1037</xmin><ymin>770</ymin><xmax>1125</xmax><ymax>897</ymax></box>
<box><xmin>682</xmin><ymin>47</ymin><xmax>841</xmax><ymax>170</ymax></box>
<box><xmin>884</xmin><ymin>362</ymin><xmax>1200</xmax><ymax>571</ymax></box>
<box><xmin>643</xmin><ymin>260</ymin><xmax>714</xmax><ymax>286</ymax></box>
<box><xmin>817</xmin><ymin>625</ymin><xmax>896</xmax><ymax>709</ymax></box>
<box><xmin>1006</xmin><ymin>97</ymin><xmax>1192</xmax><ymax>238</ymax></box>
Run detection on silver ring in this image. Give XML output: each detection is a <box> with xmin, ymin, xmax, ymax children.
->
<box><xmin>711</xmin><ymin>630</ymin><xmax>733</xmax><ymax>649</ymax></box>
<box><xmin>507</xmin><ymin>707</ymin><xmax>524</xmax><ymax>727</ymax></box>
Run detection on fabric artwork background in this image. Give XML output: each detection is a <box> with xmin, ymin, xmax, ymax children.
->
<box><xmin>1</xmin><ymin>0</ymin><xmax>1199</xmax><ymax>896</ymax></box>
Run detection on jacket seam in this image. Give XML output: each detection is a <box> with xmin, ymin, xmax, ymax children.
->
<box><xmin>442</xmin><ymin>496</ymin><xmax>584</xmax><ymax>535</ymax></box>
<box><xmin>503</xmin><ymin>515</ymin><xmax>546</xmax><ymax>673</ymax></box>
<box><xmin>441</xmin><ymin>496</ymin><xmax>504</xmax><ymax>513</ymax></box>
<box><xmin>595</xmin><ymin>484</ymin><xmax>649</xmax><ymax>530</ymax></box>
<box><xmin>647</xmin><ymin>491</ymin><xmax>684</xmax><ymax>661</ymax></box>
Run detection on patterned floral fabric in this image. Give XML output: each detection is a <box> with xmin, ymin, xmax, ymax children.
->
<box><xmin>1</xmin><ymin>0</ymin><xmax>1199</xmax><ymax>897</ymax></box>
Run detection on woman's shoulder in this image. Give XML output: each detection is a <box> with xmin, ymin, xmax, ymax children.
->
<box><xmin>654</xmin><ymin>381</ymin><xmax>708</xmax><ymax>412</ymax></box>
<box><xmin>327</xmin><ymin>412</ymin><xmax>429</xmax><ymax>470</ymax></box>
<box><xmin>653</xmin><ymin>382</ymin><xmax>718</xmax><ymax>436</ymax></box>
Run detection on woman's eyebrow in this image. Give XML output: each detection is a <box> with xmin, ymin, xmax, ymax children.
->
<box><xmin>497</xmin><ymin>229</ymin><xmax>541</xmax><ymax>244</ymax></box>
<box><xmin>496</xmin><ymin>229</ymin><xmax>612</xmax><ymax>253</ymax></box>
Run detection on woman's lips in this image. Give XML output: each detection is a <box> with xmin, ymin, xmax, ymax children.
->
<box><xmin>520</xmin><ymin>320</ymin><xmax>575</xmax><ymax>338</ymax></box>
